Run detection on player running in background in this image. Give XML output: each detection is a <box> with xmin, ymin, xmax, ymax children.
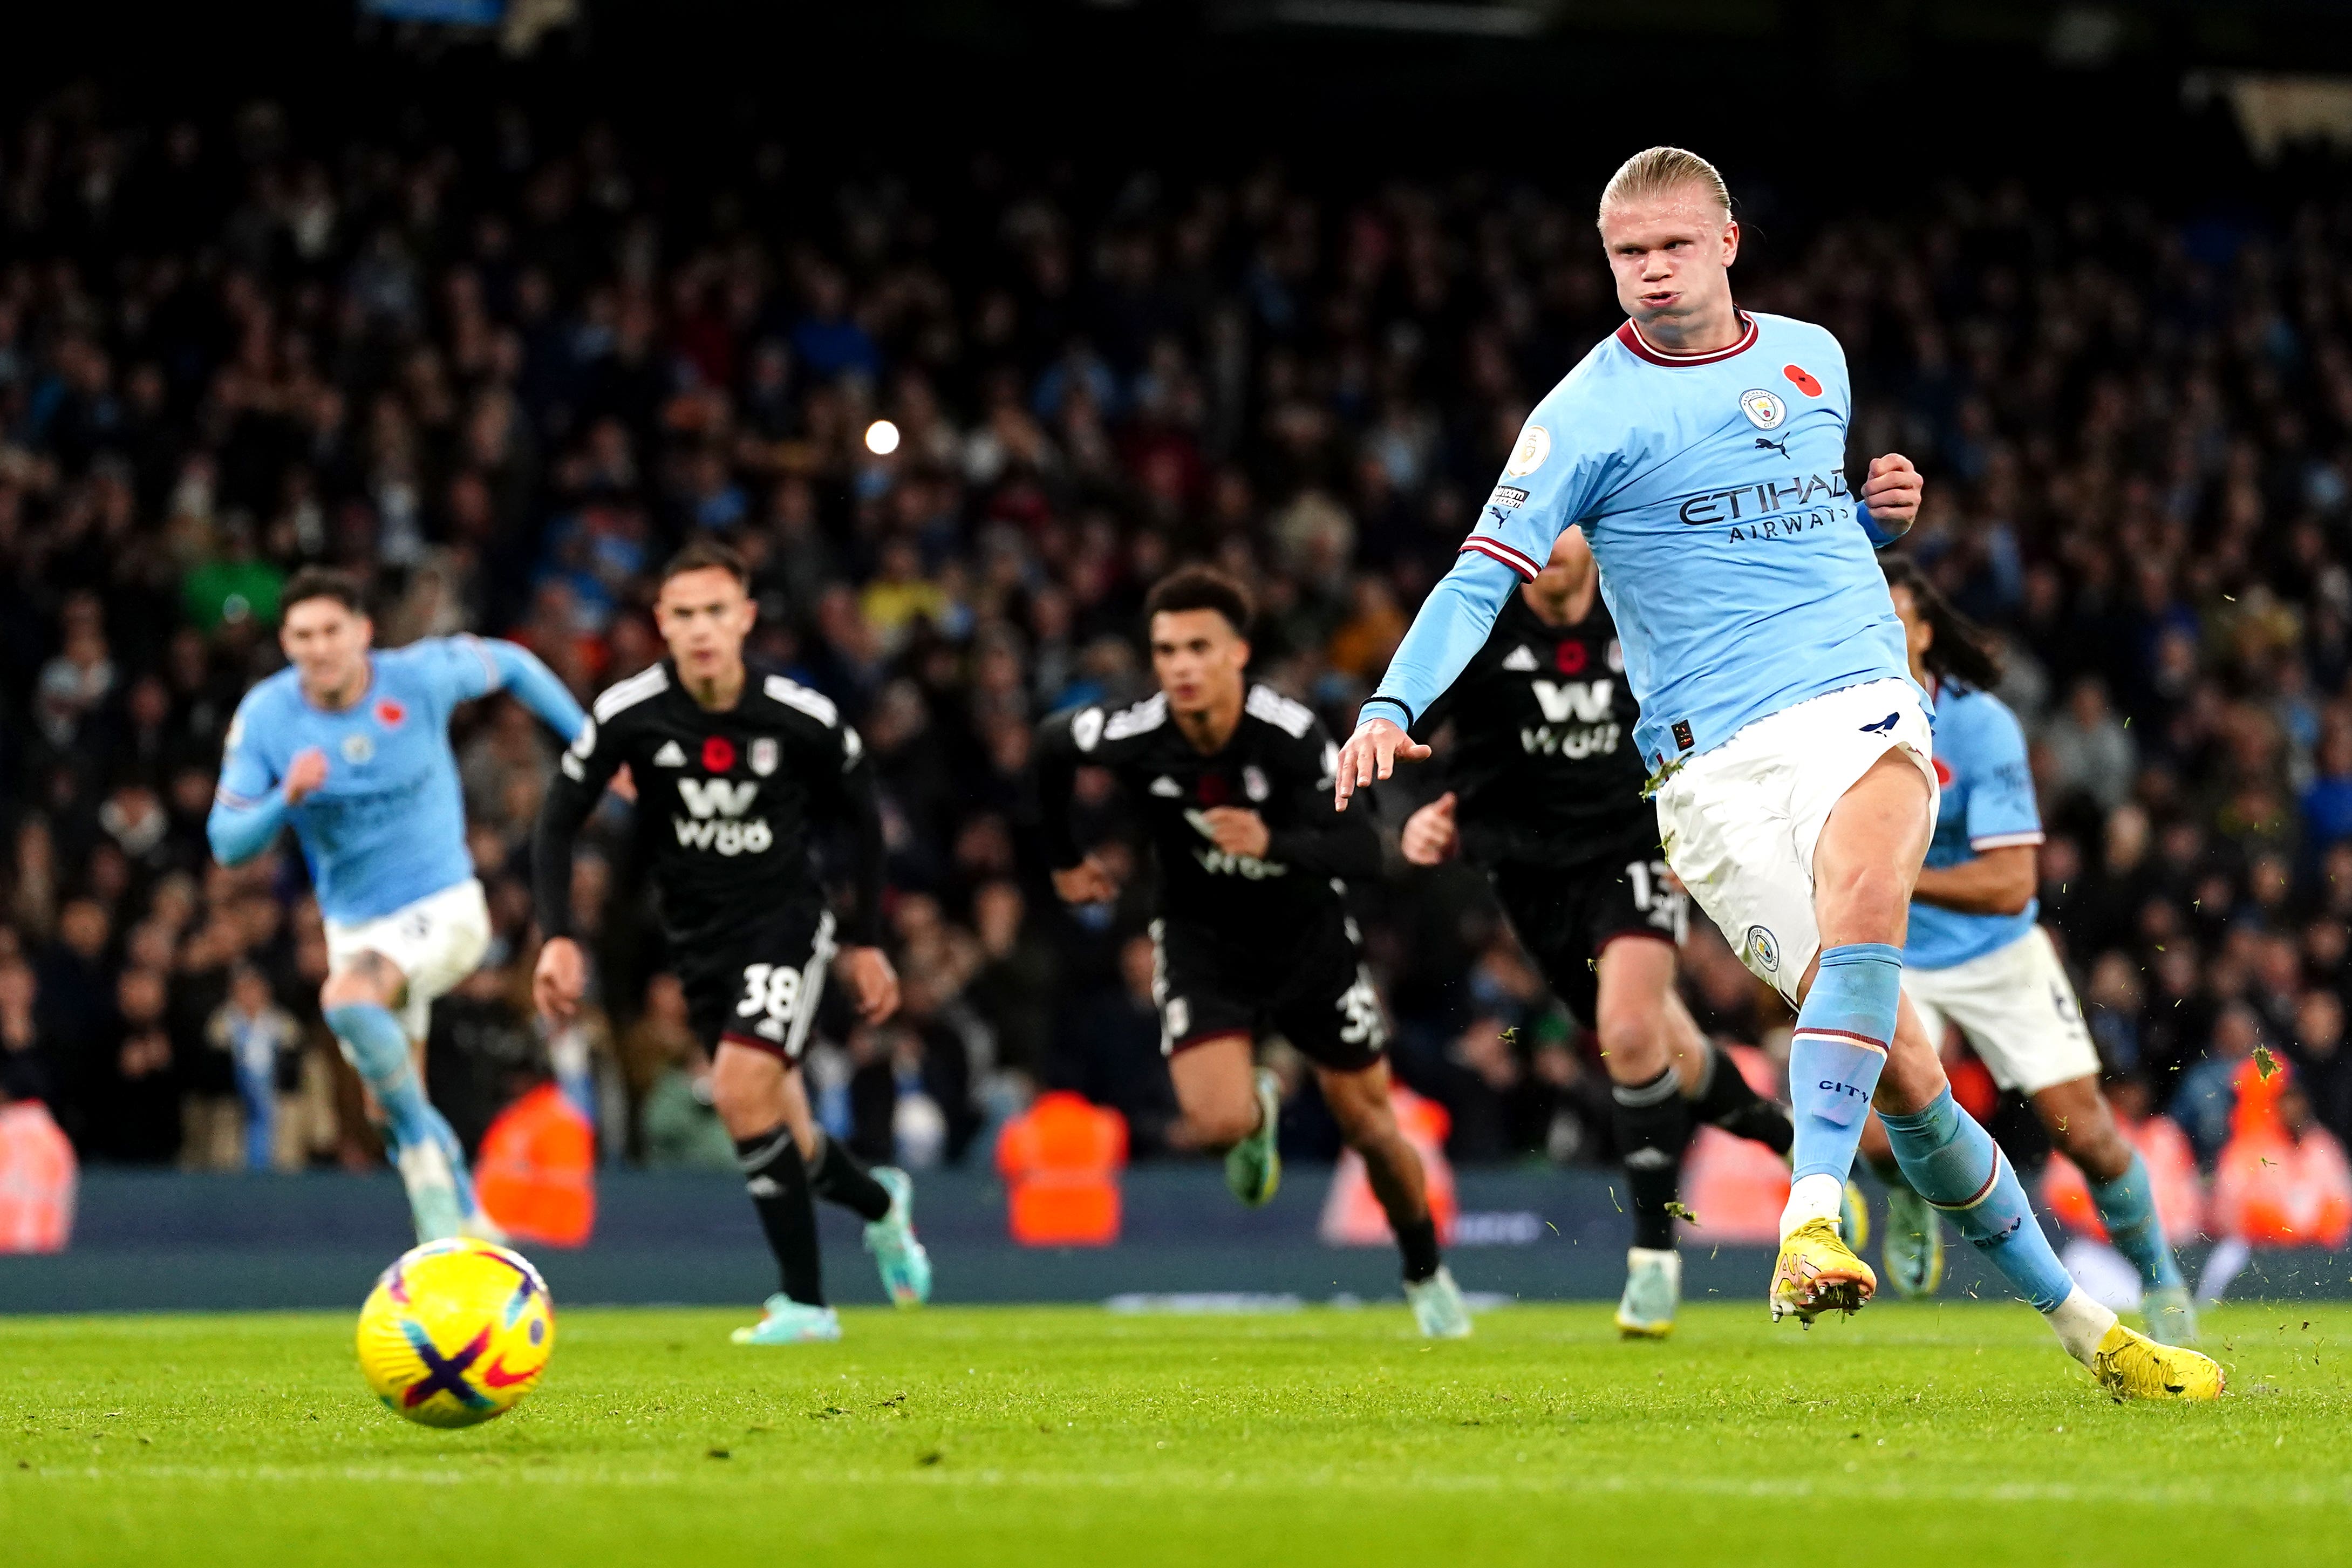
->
<box><xmin>1337</xmin><ymin>146</ymin><xmax>2218</xmax><ymax>1396</ymax></box>
<box><xmin>531</xmin><ymin>539</ymin><xmax>928</xmax><ymax>1346</ymax></box>
<box><xmin>1037</xmin><ymin>566</ymin><xmax>1472</xmax><ymax>1338</ymax></box>
<box><xmin>1863</xmin><ymin>559</ymin><xmax>2197</xmax><ymax>1344</ymax></box>
<box><xmin>208</xmin><ymin>568</ymin><xmax>589</xmax><ymax>1243</ymax></box>
<box><xmin>1396</xmin><ymin>525</ymin><xmax>1812</xmax><ymax>1339</ymax></box>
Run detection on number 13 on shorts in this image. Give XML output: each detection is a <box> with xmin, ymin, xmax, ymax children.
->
<box><xmin>737</xmin><ymin>963</ymin><xmax>803</xmax><ymax>1042</ymax></box>
<box><xmin>1626</xmin><ymin>858</ymin><xmax>1689</xmax><ymax>940</ymax></box>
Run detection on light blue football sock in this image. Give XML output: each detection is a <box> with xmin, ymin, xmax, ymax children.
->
<box><xmin>1788</xmin><ymin>943</ymin><xmax>1901</xmax><ymax>1185</ymax></box>
<box><xmin>326</xmin><ymin>1002</ymin><xmax>479</xmax><ymax>1238</ymax></box>
<box><xmin>2090</xmin><ymin>1150</ymin><xmax>2185</xmax><ymax>1292</ymax></box>
<box><xmin>1882</xmin><ymin>1089</ymin><xmax>2076</xmax><ymax>1313</ymax></box>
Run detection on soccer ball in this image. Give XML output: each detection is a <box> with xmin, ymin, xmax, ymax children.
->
<box><xmin>356</xmin><ymin>1237</ymin><xmax>556</xmax><ymax>1428</ymax></box>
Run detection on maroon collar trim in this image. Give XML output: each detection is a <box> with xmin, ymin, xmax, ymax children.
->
<box><xmin>1614</xmin><ymin>311</ymin><xmax>1758</xmax><ymax>367</ymax></box>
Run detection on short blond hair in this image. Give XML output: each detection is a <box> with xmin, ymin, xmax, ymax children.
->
<box><xmin>1597</xmin><ymin>146</ymin><xmax>1731</xmax><ymax>227</ymax></box>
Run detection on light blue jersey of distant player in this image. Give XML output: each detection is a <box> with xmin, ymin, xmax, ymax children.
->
<box><xmin>1365</xmin><ymin>311</ymin><xmax>1918</xmax><ymax>768</ymax></box>
<box><xmin>211</xmin><ymin>636</ymin><xmax>585</xmax><ymax>925</ymax></box>
<box><xmin>1904</xmin><ymin>681</ymin><xmax>2044</xmax><ymax>971</ymax></box>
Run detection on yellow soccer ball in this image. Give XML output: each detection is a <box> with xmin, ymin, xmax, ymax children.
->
<box><xmin>356</xmin><ymin>1238</ymin><xmax>556</xmax><ymax>1428</ymax></box>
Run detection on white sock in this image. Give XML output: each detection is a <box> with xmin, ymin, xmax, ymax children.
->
<box><xmin>2045</xmin><ymin>1287</ymin><xmax>2118</xmax><ymax>1365</ymax></box>
<box><xmin>1627</xmin><ymin>1246</ymin><xmax>1682</xmax><ymax>1286</ymax></box>
<box><xmin>1780</xmin><ymin>1172</ymin><xmax>1846</xmax><ymax>1239</ymax></box>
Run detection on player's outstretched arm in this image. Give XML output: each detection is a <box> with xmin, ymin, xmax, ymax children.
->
<box><xmin>530</xmin><ymin>704</ymin><xmax>625</xmax><ymax>965</ymax></box>
<box><xmin>206</xmin><ymin>790</ymin><xmax>290</xmax><ymax>867</ymax></box>
<box><xmin>479</xmin><ymin>638</ymin><xmax>590</xmax><ymax>744</ymax></box>
<box><xmin>208</xmin><ymin>742</ymin><xmax>324</xmax><ymax>867</ymax></box>
<box><xmin>1032</xmin><ymin>708</ymin><xmax>1120</xmax><ymax>902</ymax></box>
<box><xmin>1857</xmin><ymin>453</ymin><xmax>1924</xmax><ymax>546</ymax></box>
<box><xmin>1334</xmin><ymin>548</ymin><xmax>1521</xmax><ymax>809</ymax></box>
<box><xmin>824</xmin><ymin>733</ymin><xmax>891</xmax><ymax>954</ymax></box>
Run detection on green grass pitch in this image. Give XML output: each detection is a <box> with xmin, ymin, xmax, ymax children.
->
<box><xmin>5</xmin><ymin>1301</ymin><xmax>2349</xmax><ymax>1566</ymax></box>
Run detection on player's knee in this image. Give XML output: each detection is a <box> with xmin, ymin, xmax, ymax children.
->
<box><xmin>1190</xmin><ymin>1099</ymin><xmax>1260</xmax><ymax>1149</ymax></box>
<box><xmin>1595</xmin><ymin>1005</ymin><xmax>1667</xmax><ymax>1078</ymax></box>
<box><xmin>1818</xmin><ymin>862</ymin><xmax>1911</xmax><ymax>944</ymax></box>
<box><xmin>318</xmin><ymin>971</ymin><xmax>369</xmax><ymax>1012</ymax></box>
<box><xmin>2055</xmin><ymin>1108</ymin><xmax>2131</xmax><ymax>1181</ymax></box>
<box><xmin>1324</xmin><ymin>1090</ymin><xmax>1396</xmax><ymax>1151</ymax></box>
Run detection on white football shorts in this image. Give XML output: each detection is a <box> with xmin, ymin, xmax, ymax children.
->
<box><xmin>1902</xmin><ymin>924</ymin><xmax>2099</xmax><ymax>1095</ymax></box>
<box><xmin>324</xmin><ymin>878</ymin><xmax>494</xmax><ymax>1040</ymax></box>
<box><xmin>1655</xmin><ymin>678</ymin><xmax>1938</xmax><ymax>1006</ymax></box>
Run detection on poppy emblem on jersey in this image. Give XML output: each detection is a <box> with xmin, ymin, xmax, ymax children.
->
<box><xmin>1784</xmin><ymin>364</ymin><xmax>1823</xmax><ymax>397</ymax></box>
<box><xmin>702</xmin><ymin>736</ymin><xmax>737</xmax><ymax>773</ymax></box>
<box><xmin>1503</xmin><ymin>424</ymin><xmax>1551</xmax><ymax>478</ymax></box>
<box><xmin>749</xmin><ymin>737</ymin><xmax>779</xmax><ymax>776</ymax></box>
<box><xmin>1554</xmin><ymin>640</ymin><xmax>1587</xmax><ymax>675</ymax></box>
<box><xmin>1743</xmin><ymin>925</ymin><xmax>1781</xmax><ymax>974</ymax></box>
<box><xmin>1933</xmin><ymin>756</ymin><xmax>1954</xmax><ymax>788</ymax></box>
<box><xmin>1243</xmin><ymin>765</ymin><xmax>1269</xmax><ymax>803</ymax></box>
<box><xmin>375</xmin><ymin>698</ymin><xmax>406</xmax><ymax>728</ymax></box>
<box><xmin>1739</xmin><ymin>390</ymin><xmax>1787</xmax><ymax>430</ymax></box>
<box><xmin>341</xmin><ymin>733</ymin><xmax>374</xmax><ymax>765</ymax></box>
<box><xmin>1196</xmin><ymin>773</ymin><xmax>1229</xmax><ymax>807</ymax></box>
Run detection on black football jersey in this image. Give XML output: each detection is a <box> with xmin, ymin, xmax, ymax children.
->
<box><xmin>1035</xmin><ymin>684</ymin><xmax>1380</xmax><ymax>946</ymax></box>
<box><xmin>534</xmin><ymin>659</ymin><xmax>883</xmax><ymax>946</ymax></box>
<box><xmin>1420</xmin><ymin>589</ymin><xmax>1655</xmax><ymax>869</ymax></box>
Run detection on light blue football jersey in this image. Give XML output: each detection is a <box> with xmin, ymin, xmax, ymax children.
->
<box><xmin>215</xmin><ymin>637</ymin><xmax>508</xmax><ymax>925</ymax></box>
<box><xmin>1371</xmin><ymin>311</ymin><xmax>1918</xmax><ymax>769</ymax></box>
<box><xmin>1905</xmin><ymin>682</ymin><xmax>2044</xmax><ymax>971</ymax></box>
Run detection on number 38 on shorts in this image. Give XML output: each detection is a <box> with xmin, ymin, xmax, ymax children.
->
<box><xmin>735</xmin><ymin>963</ymin><xmax>807</xmax><ymax>1044</ymax></box>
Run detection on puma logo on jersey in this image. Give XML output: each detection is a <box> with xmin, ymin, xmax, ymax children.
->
<box><xmin>1857</xmin><ymin>712</ymin><xmax>1900</xmax><ymax>734</ymax></box>
<box><xmin>1530</xmin><ymin>678</ymin><xmax>1613</xmax><ymax>724</ymax></box>
<box><xmin>652</xmin><ymin>740</ymin><xmax>687</xmax><ymax>767</ymax></box>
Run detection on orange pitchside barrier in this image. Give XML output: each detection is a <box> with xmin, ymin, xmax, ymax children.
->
<box><xmin>475</xmin><ymin>1083</ymin><xmax>597</xmax><ymax>1247</ymax></box>
<box><xmin>1319</xmin><ymin>1085</ymin><xmax>1457</xmax><ymax>1245</ymax></box>
<box><xmin>2041</xmin><ymin>1112</ymin><xmax>2206</xmax><ymax>1243</ymax></box>
<box><xmin>997</xmin><ymin>1090</ymin><xmax>1128</xmax><ymax>1246</ymax></box>
<box><xmin>0</xmin><ymin>1099</ymin><xmax>76</xmax><ymax>1253</ymax></box>
<box><xmin>1679</xmin><ymin>1044</ymin><xmax>1791</xmax><ymax>1242</ymax></box>
<box><xmin>2210</xmin><ymin>1059</ymin><xmax>2352</xmax><ymax>1249</ymax></box>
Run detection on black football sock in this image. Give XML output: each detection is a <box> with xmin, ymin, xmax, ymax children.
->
<box><xmin>736</xmin><ymin>1126</ymin><xmax>825</xmax><ymax>1306</ymax></box>
<box><xmin>1688</xmin><ymin>1040</ymin><xmax>1794</xmax><ymax>1156</ymax></box>
<box><xmin>807</xmin><ymin>1130</ymin><xmax>892</xmax><ymax>1223</ymax></box>
<box><xmin>1612</xmin><ymin>1066</ymin><xmax>1692</xmax><ymax>1252</ymax></box>
<box><xmin>1395</xmin><ymin>1214</ymin><xmax>1442</xmax><ymax>1284</ymax></box>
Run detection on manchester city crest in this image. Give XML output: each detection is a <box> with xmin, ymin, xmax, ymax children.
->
<box><xmin>1739</xmin><ymin>389</ymin><xmax>1787</xmax><ymax>430</ymax></box>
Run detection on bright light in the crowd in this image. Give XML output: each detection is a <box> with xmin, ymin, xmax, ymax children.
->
<box><xmin>864</xmin><ymin>419</ymin><xmax>902</xmax><ymax>456</ymax></box>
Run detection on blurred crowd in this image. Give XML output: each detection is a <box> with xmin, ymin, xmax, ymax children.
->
<box><xmin>0</xmin><ymin>94</ymin><xmax>2349</xmax><ymax>1216</ymax></box>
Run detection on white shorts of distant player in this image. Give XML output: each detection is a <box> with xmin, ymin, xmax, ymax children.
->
<box><xmin>1654</xmin><ymin>678</ymin><xmax>1939</xmax><ymax>1008</ymax></box>
<box><xmin>324</xmin><ymin>878</ymin><xmax>493</xmax><ymax>1041</ymax></box>
<box><xmin>1901</xmin><ymin>925</ymin><xmax>2100</xmax><ymax>1095</ymax></box>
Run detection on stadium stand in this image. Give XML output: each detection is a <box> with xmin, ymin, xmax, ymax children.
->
<box><xmin>0</xmin><ymin>86</ymin><xmax>2346</xmax><ymax>1237</ymax></box>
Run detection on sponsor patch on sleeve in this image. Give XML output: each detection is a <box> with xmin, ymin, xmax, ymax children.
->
<box><xmin>1487</xmin><ymin>486</ymin><xmax>1530</xmax><ymax>510</ymax></box>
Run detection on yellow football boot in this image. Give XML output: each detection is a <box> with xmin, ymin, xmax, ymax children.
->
<box><xmin>1770</xmin><ymin>1216</ymin><xmax>1877</xmax><ymax>1323</ymax></box>
<box><xmin>2090</xmin><ymin>1322</ymin><xmax>2225</xmax><ymax>1400</ymax></box>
